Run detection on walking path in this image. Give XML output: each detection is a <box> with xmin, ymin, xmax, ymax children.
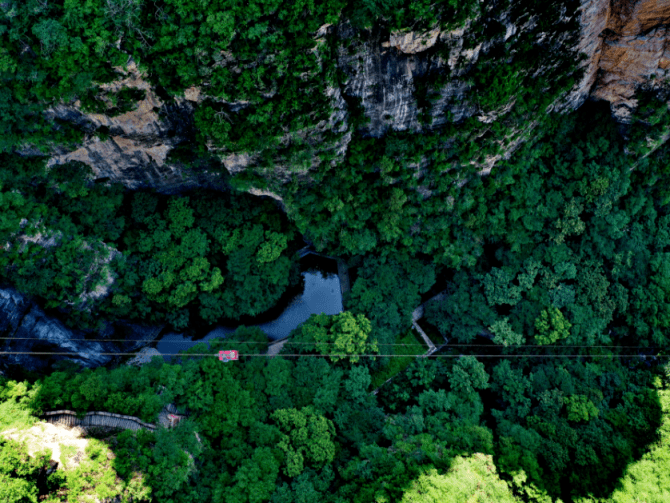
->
<box><xmin>43</xmin><ymin>410</ymin><xmax>158</xmax><ymax>431</ymax></box>
<box><xmin>43</xmin><ymin>401</ymin><xmax>189</xmax><ymax>431</ymax></box>
<box><xmin>412</xmin><ymin>321</ymin><xmax>436</xmax><ymax>353</ymax></box>
<box><xmin>371</xmin><ymin>291</ymin><xmax>451</xmax><ymax>395</ymax></box>
<box><xmin>266</xmin><ymin>337</ymin><xmax>289</xmax><ymax>357</ymax></box>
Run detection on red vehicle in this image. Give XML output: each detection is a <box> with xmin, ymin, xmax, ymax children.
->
<box><xmin>219</xmin><ymin>350</ymin><xmax>239</xmax><ymax>362</ymax></box>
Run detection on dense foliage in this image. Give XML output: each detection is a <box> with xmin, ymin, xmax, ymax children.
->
<box><xmin>4</xmin><ymin>0</ymin><xmax>670</xmax><ymax>502</ymax></box>
<box><xmin>423</xmin><ymin>103</ymin><xmax>670</xmax><ymax>351</ymax></box>
<box><xmin>0</xmin><ymin>157</ymin><xmax>301</xmax><ymax>330</ymax></box>
<box><xmin>0</xmin><ymin>436</ymin><xmax>53</xmax><ymax>503</ymax></box>
<box><xmin>286</xmin><ymin>311</ymin><xmax>377</xmax><ymax>363</ymax></box>
<box><xmin>2</xmin><ymin>337</ymin><xmax>669</xmax><ymax>502</ymax></box>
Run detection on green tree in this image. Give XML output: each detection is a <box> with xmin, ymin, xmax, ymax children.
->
<box><xmin>564</xmin><ymin>395</ymin><xmax>599</xmax><ymax>423</ymax></box>
<box><xmin>219</xmin><ymin>446</ymin><xmax>281</xmax><ymax>503</ymax></box>
<box><xmin>534</xmin><ymin>307</ymin><xmax>571</xmax><ymax>345</ymax></box>
<box><xmin>599</xmin><ymin>388</ymin><xmax>670</xmax><ymax>503</ymax></box>
<box><xmin>489</xmin><ymin>318</ymin><xmax>525</xmax><ymax>347</ymax></box>
<box><xmin>400</xmin><ymin>454</ymin><xmax>517</xmax><ymax>503</ymax></box>
<box><xmin>271</xmin><ymin>407</ymin><xmax>336</xmax><ymax>478</ymax></box>
<box><xmin>0</xmin><ymin>438</ymin><xmax>52</xmax><ymax>503</ymax></box>
<box><xmin>290</xmin><ymin>312</ymin><xmax>377</xmax><ymax>363</ymax></box>
<box><xmin>449</xmin><ymin>356</ymin><xmax>489</xmax><ymax>399</ymax></box>
<box><xmin>348</xmin><ymin>256</ymin><xmax>435</xmax><ymax>348</ymax></box>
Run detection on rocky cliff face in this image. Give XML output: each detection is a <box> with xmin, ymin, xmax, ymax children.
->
<box><xmin>558</xmin><ymin>0</ymin><xmax>611</xmax><ymax>111</ymax></box>
<box><xmin>591</xmin><ymin>0</ymin><xmax>670</xmax><ymax>122</ymax></box>
<box><xmin>45</xmin><ymin>61</ymin><xmax>222</xmax><ymax>193</ymax></box>
<box><xmin>37</xmin><ymin>0</ymin><xmax>669</xmax><ymax>191</ymax></box>
<box><xmin>0</xmin><ymin>287</ymin><xmax>161</xmax><ymax>374</ymax></box>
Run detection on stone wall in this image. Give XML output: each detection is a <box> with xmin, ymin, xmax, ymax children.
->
<box><xmin>588</xmin><ymin>0</ymin><xmax>670</xmax><ymax>122</ymax></box>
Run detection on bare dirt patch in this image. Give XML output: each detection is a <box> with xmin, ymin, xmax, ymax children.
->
<box><xmin>1</xmin><ymin>420</ymin><xmax>91</xmax><ymax>470</ymax></box>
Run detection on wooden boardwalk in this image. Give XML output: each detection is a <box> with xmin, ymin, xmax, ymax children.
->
<box><xmin>371</xmin><ymin>293</ymin><xmax>450</xmax><ymax>395</ymax></box>
<box><xmin>42</xmin><ymin>402</ymin><xmax>190</xmax><ymax>432</ymax></box>
<box><xmin>43</xmin><ymin>410</ymin><xmax>158</xmax><ymax>431</ymax></box>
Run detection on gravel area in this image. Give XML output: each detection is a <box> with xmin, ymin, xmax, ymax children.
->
<box><xmin>125</xmin><ymin>347</ymin><xmax>163</xmax><ymax>366</ymax></box>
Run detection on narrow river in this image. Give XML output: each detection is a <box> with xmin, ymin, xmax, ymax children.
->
<box><xmin>155</xmin><ymin>271</ymin><xmax>343</xmax><ymax>359</ymax></box>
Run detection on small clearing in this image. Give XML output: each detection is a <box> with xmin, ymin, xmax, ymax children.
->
<box><xmin>1</xmin><ymin>420</ymin><xmax>91</xmax><ymax>469</ymax></box>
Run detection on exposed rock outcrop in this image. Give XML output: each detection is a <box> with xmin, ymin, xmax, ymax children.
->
<box><xmin>19</xmin><ymin>0</ymin><xmax>670</xmax><ymax>195</ymax></box>
<box><xmin>0</xmin><ymin>287</ymin><xmax>161</xmax><ymax>374</ymax></box>
<box><xmin>45</xmin><ymin>61</ymin><xmax>220</xmax><ymax>193</ymax></box>
<box><xmin>0</xmin><ymin>287</ymin><xmax>112</xmax><ymax>373</ymax></box>
<box><xmin>30</xmin><ymin>1</ymin><xmax>602</xmax><ymax>189</ymax></box>
<box><xmin>590</xmin><ymin>0</ymin><xmax>670</xmax><ymax>121</ymax></box>
<box><xmin>49</xmin><ymin>135</ymin><xmax>193</xmax><ymax>191</ymax></box>
<box><xmin>388</xmin><ymin>28</ymin><xmax>441</xmax><ymax>54</ymax></box>
<box><xmin>558</xmin><ymin>0</ymin><xmax>611</xmax><ymax>111</ymax></box>
<box><xmin>335</xmin><ymin>2</ymin><xmax>582</xmax><ymax>149</ymax></box>
<box><xmin>337</xmin><ymin>26</ymin><xmax>432</xmax><ymax>137</ymax></box>
<box><xmin>0</xmin><ymin>286</ymin><xmax>31</xmax><ymax>339</ymax></box>
<box><xmin>125</xmin><ymin>347</ymin><xmax>163</xmax><ymax>367</ymax></box>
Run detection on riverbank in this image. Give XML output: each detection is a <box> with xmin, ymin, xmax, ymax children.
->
<box><xmin>154</xmin><ymin>270</ymin><xmax>343</xmax><ymax>360</ymax></box>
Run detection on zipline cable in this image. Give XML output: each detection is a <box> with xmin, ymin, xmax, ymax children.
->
<box><xmin>0</xmin><ymin>351</ymin><xmax>668</xmax><ymax>358</ymax></box>
<box><xmin>0</xmin><ymin>337</ymin><xmax>662</xmax><ymax>349</ymax></box>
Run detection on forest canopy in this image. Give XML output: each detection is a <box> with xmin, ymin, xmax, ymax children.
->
<box><xmin>3</xmin><ymin>0</ymin><xmax>670</xmax><ymax>502</ymax></box>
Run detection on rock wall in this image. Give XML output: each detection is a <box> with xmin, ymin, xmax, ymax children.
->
<box><xmin>29</xmin><ymin>0</ymin><xmax>670</xmax><ymax>193</ymax></box>
<box><xmin>337</xmin><ymin>24</ymin><xmax>434</xmax><ymax>137</ymax></box>
<box><xmin>559</xmin><ymin>0</ymin><xmax>612</xmax><ymax>111</ymax></box>
<box><xmin>335</xmin><ymin>18</ymin><xmax>488</xmax><ymax>138</ymax></box>
<box><xmin>0</xmin><ymin>287</ymin><xmax>160</xmax><ymax>374</ymax></box>
<box><xmin>0</xmin><ymin>287</ymin><xmax>111</xmax><ymax>373</ymax></box>
<box><xmin>591</xmin><ymin>0</ymin><xmax>670</xmax><ymax>121</ymax></box>
<box><xmin>45</xmin><ymin>61</ymin><xmax>222</xmax><ymax>193</ymax></box>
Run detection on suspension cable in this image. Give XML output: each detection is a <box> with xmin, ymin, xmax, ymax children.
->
<box><xmin>0</xmin><ymin>337</ymin><xmax>662</xmax><ymax>349</ymax></box>
<box><xmin>0</xmin><ymin>351</ymin><xmax>668</xmax><ymax>358</ymax></box>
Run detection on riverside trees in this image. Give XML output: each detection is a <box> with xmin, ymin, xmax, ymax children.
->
<box><xmin>0</xmin><ymin>155</ymin><xmax>301</xmax><ymax>331</ymax></box>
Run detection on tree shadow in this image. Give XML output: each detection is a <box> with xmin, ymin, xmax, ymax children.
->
<box><xmin>486</xmin><ymin>358</ymin><xmax>665</xmax><ymax>502</ymax></box>
<box><xmin>371</xmin><ymin>353</ymin><xmax>666</xmax><ymax>502</ymax></box>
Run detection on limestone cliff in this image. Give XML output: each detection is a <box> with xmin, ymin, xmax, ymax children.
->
<box><xmin>45</xmin><ymin>61</ymin><xmax>221</xmax><ymax>193</ymax></box>
<box><xmin>0</xmin><ymin>287</ymin><xmax>161</xmax><ymax>374</ymax></box>
<box><xmin>590</xmin><ymin>0</ymin><xmax>670</xmax><ymax>122</ymax></box>
<box><xmin>37</xmin><ymin>0</ymin><xmax>670</xmax><ymax>190</ymax></box>
<box><xmin>32</xmin><ymin>1</ymin><xmax>669</xmax><ymax>195</ymax></box>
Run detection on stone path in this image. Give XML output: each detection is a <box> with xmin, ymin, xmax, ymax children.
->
<box><xmin>371</xmin><ymin>292</ymin><xmax>451</xmax><ymax>395</ymax></box>
<box><xmin>126</xmin><ymin>347</ymin><xmax>163</xmax><ymax>366</ymax></box>
<box><xmin>266</xmin><ymin>338</ymin><xmax>289</xmax><ymax>357</ymax></box>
